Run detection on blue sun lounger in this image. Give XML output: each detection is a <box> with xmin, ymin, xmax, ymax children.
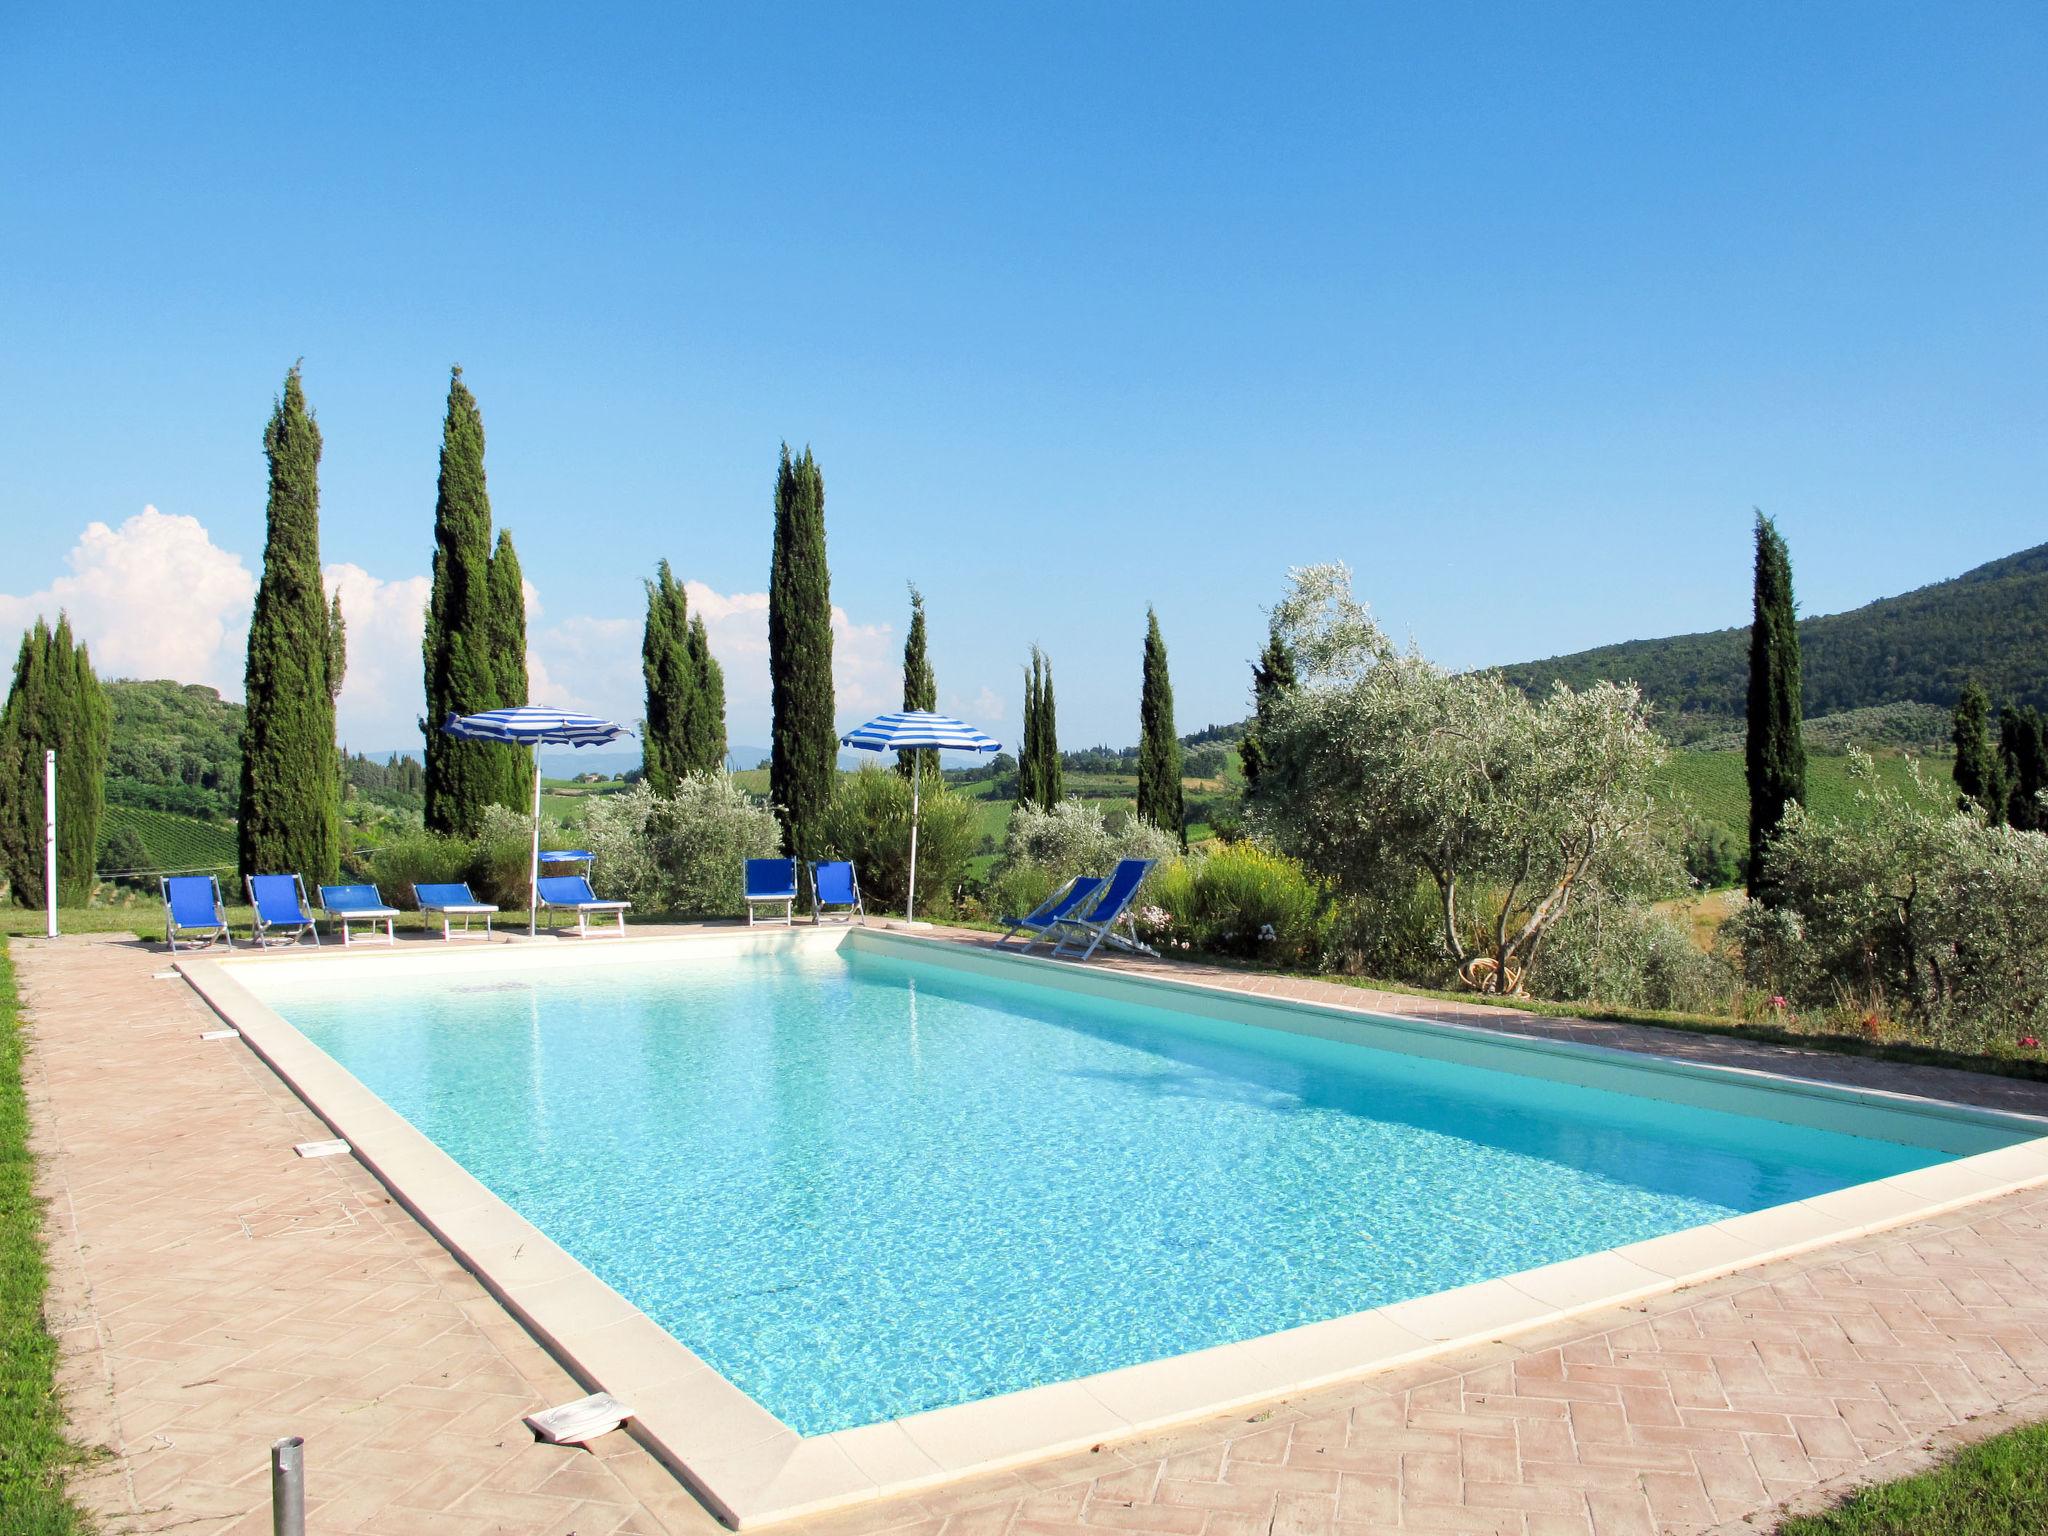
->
<box><xmin>536</xmin><ymin>874</ymin><xmax>631</xmax><ymax>938</ymax></box>
<box><xmin>997</xmin><ymin>875</ymin><xmax>1104</xmax><ymax>948</ymax></box>
<box><xmin>247</xmin><ymin>874</ymin><xmax>321</xmax><ymax>948</ymax></box>
<box><xmin>745</xmin><ymin>858</ymin><xmax>799</xmax><ymax>926</ymax></box>
<box><xmin>1048</xmin><ymin>858</ymin><xmax>1159</xmax><ymax>961</ymax></box>
<box><xmin>161</xmin><ymin>874</ymin><xmax>233</xmax><ymax>952</ymax></box>
<box><xmin>413</xmin><ymin>882</ymin><xmax>500</xmax><ymax>941</ymax></box>
<box><xmin>808</xmin><ymin>860</ymin><xmax>864</xmax><ymax>925</ymax></box>
<box><xmin>318</xmin><ymin>883</ymin><xmax>400</xmax><ymax>947</ymax></box>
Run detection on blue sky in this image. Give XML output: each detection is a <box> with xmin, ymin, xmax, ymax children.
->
<box><xmin>2</xmin><ymin>3</ymin><xmax>2043</xmax><ymax>751</ymax></box>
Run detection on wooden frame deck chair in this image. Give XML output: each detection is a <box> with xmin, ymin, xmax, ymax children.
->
<box><xmin>997</xmin><ymin>874</ymin><xmax>1104</xmax><ymax>948</ymax></box>
<box><xmin>1048</xmin><ymin>858</ymin><xmax>1160</xmax><ymax>961</ymax></box>
<box><xmin>412</xmin><ymin>882</ymin><xmax>500</xmax><ymax>941</ymax></box>
<box><xmin>246</xmin><ymin>874</ymin><xmax>321</xmax><ymax>948</ymax></box>
<box><xmin>319</xmin><ymin>883</ymin><xmax>400</xmax><ymax>947</ymax></box>
<box><xmin>536</xmin><ymin>874</ymin><xmax>631</xmax><ymax>938</ymax></box>
<box><xmin>161</xmin><ymin>874</ymin><xmax>233</xmax><ymax>952</ymax></box>
<box><xmin>808</xmin><ymin>860</ymin><xmax>865</xmax><ymax>925</ymax></box>
<box><xmin>745</xmin><ymin>858</ymin><xmax>798</xmax><ymax>926</ymax></box>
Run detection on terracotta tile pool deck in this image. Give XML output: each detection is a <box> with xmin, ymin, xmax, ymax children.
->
<box><xmin>17</xmin><ymin>926</ymin><xmax>2048</xmax><ymax>1535</ymax></box>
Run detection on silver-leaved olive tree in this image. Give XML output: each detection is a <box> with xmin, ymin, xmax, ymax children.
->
<box><xmin>1251</xmin><ymin>563</ymin><xmax>1665</xmax><ymax>993</ymax></box>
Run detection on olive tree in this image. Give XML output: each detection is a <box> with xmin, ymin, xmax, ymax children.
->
<box><xmin>1252</xmin><ymin>564</ymin><xmax>1666</xmax><ymax>993</ymax></box>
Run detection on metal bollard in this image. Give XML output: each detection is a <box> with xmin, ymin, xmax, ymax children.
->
<box><xmin>271</xmin><ymin>1435</ymin><xmax>305</xmax><ymax>1536</ymax></box>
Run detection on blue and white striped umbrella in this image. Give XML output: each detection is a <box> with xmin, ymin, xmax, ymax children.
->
<box><xmin>440</xmin><ymin>706</ymin><xmax>629</xmax><ymax>748</ymax></box>
<box><xmin>440</xmin><ymin>706</ymin><xmax>631</xmax><ymax>934</ymax></box>
<box><xmin>839</xmin><ymin>711</ymin><xmax>1000</xmax><ymax>923</ymax></box>
<box><xmin>839</xmin><ymin>710</ymin><xmax>1001</xmax><ymax>754</ymax></box>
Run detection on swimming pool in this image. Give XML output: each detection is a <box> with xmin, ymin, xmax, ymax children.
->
<box><xmin>195</xmin><ymin>929</ymin><xmax>2048</xmax><ymax>1524</ymax></box>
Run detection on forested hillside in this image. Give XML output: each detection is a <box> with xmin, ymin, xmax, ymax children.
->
<box><xmin>1500</xmin><ymin>541</ymin><xmax>2048</xmax><ymax>730</ymax></box>
<box><xmin>104</xmin><ymin>680</ymin><xmax>242</xmax><ymax>820</ymax></box>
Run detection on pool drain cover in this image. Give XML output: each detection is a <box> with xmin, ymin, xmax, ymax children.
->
<box><xmin>293</xmin><ymin>1139</ymin><xmax>351</xmax><ymax>1159</ymax></box>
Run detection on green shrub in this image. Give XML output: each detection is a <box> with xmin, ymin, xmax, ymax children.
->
<box><xmin>584</xmin><ymin>774</ymin><xmax>782</xmax><ymax>917</ymax></box>
<box><xmin>1536</xmin><ymin>887</ymin><xmax>1739</xmax><ymax>1014</ymax></box>
<box><xmin>469</xmin><ymin>804</ymin><xmax>539</xmax><ymax>908</ymax></box>
<box><xmin>820</xmin><ymin>767</ymin><xmax>977</xmax><ymax>918</ymax></box>
<box><xmin>1680</xmin><ymin>818</ymin><xmax>1744</xmax><ymax>889</ymax></box>
<box><xmin>367</xmin><ymin>829</ymin><xmax>474</xmax><ymax>909</ymax></box>
<box><xmin>1142</xmin><ymin>842</ymin><xmax>1334</xmax><ymax>966</ymax></box>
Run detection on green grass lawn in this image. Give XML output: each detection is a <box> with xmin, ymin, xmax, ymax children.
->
<box><xmin>0</xmin><ymin>944</ymin><xmax>94</xmax><ymax>1533</ymax></box>
<box><xmin>1777</xmin><ymin>1421</ymin><xmax>2048</xmax><ymax>1534</ymax></box>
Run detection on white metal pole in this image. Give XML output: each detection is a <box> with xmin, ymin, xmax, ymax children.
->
<box><xmin>43</xmin><ymin>749</ymin><xmax>57</xmax><ymax>939</ymax></box>
<box><xmin>906</xmin><ymin>767</ymin><xmax>921</xmax><ymax>923</ymax></box>
<box><xmin>529</xmin><ymin>743</ymin><xmax>542</xmax><ymax>938</ymax></box>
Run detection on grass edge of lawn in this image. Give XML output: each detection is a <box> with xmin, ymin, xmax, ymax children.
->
<box><xmin>0</xmin><ymin>941</ymin><xmax>96</xmax><ymax>1533</ymax></box>
<box><xmin>1775</xmin><ymin>1418</ymin><xmax>2048</xmax><ymax>1534</ymax></box>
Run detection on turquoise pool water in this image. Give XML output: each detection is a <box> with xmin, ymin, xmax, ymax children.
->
<box><xmin>249</xmin><ymin>940</ymin><xmax>1952</xmax><ymax>1436</ymax></box>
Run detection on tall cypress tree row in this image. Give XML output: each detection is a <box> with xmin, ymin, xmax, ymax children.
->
<box><xmin>640</xmin><ymin>560</ymin><xmax>699</xmax><ymax>794</ymax></box>
<box><xmin>686</xmin><ymin>613</ymin><xmax>727</xmax><ymax>773</ymax></box>
<box><xmin>422</xmin><ymin>368</ymin><xmax>517</xmax><ymax>835</ymax></box>
<box><xmin>239</xmin><ymin>364</ymin><xmax>341</xmax><ymax>884</ymax></box>
<box><xmin>898</xmin><ymin>585</ymin><xmax>938</xmax><ymax>779</ymax></box>
<box><xmin>1016</xmin><ymin>647</ymin><xmax>1061</xmax><ymax>810</ymax></box>
<box><xmin>768</xmin><ymin>444</ymin><xmax>834</xmax><ymax>855</ymax></box>
<box><xmin>1745</xmin><ymin>513</ymin><xmax>1806</xmax><ymax>903</ymax></box>
<box><xmin>486</xmin><ymin>528</ymin><xmax>530</xmax><ymax>811</ymax></box>
<box><xmin>1238</xmin><ymin>618</ymin><xmax>1296</xmax><ymax>798</ymax></box>
<box><xmin>1136</xmin><ymin>608</ymin><xmax>1184</xmax><ymax>843</ymax></box>
<box><xmin>1952</xmin><ymin>681</ymin><xmax>2005</xmax><ymax>821</ymax></box>
<box><xmin>0</xmin><ymin>616</ymin><xmax>110</xmax><ymax>905</ymax></box>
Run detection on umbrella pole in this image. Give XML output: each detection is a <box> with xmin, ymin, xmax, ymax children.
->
<box><xmin>906</xmin><ymin>766</ymin><xmax>921</xmax><ymax>923</ymax></box>
<box><xmin>529</xmin><ymin>743</ymin><xmax>541</xmax><ymax>938</ymax></box>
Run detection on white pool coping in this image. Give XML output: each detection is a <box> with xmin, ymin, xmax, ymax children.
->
<box><xmin>177</xmin><ymin>926</ymin><xmax>2048</xmax><ymax>1529</ymax></box>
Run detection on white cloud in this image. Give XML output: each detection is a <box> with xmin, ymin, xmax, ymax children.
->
<box><xmin>946</xmin><ymin>684</ymin><xmax>1007</xmax><ymax>728</ymax></box>
<box><xmin>323</xmin><ymin>564</ymin><xmax>430</xmax><ymax>749</ymax></box>
<box><xmin>0</xmin><ymin>507</ymin><xmax>255</xmax><ymax>691</ymax></box>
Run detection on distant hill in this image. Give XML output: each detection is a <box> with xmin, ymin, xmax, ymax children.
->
<box><xmin>1499</xmin><ymin>541</ymin><xmax>2048</xmax><ymax>731</ymax></box>
<box><xmin>105</xmin><ymin>679</ymin><xmax>242</xmax><ymax>821</ymax></box>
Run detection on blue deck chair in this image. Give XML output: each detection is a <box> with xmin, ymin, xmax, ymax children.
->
<box><xmin>1048</xmin><ymin>858</ymin><xmax>1160</xmax><ymax>961</ymax></box>
<box><xmin>536</xmin><ymin>874</ymin><xmax>631</xmax><ymax>938</ymax></box>
<box><xmin>745</xmin><ymin>858</ymin><xmax>798</xmax><ymax>926</ymax></box>
<box><xmin>997</xmin><ymin>875</ymin><xmax>1104</xmax><ymax>948</ymax></box>
<box><xmin>161</xmin><ymin>874</ymin><xmax>233</xmax><ymax>952</ymax></box>
<box><xmin>319</xmin><ymin>884</ymin><xmax>400</xmax><ymax>947</ymax></box>
<box><xmin>413</xmin><ymin>882</ymin><xmax>500</xmax><ymax>941</ymax></box>
<box><xmin>247</xmin><ymin>874</ymin><xmax>321</xmax><ymax>948</ymax></box>
<box><xmin>808</xmin><ymin>860</ymin><xmax>864</xmax><ymax>925</ymax></box>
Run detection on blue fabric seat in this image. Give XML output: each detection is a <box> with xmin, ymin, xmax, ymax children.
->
<box><xmin>161</xmin><ymin>874</ymin><xmax>233</xmax><ymax>952</ymax></box>
<box><xmin>1048</xmin><ymin>858</ymin><xmax>1160</xmax><ymax>961</ymax></box>
<box><xmin>997</xmin><ymin>875</ymin><xmax>1104</xmax><ymax>948</ymax></box>
<box><xmin>413</xmin><ymin>881</ymin><xmax>500</xmax><ymax>941</ymax></box>
<box><xmin>744</xmin><ymin>858</ymin><xmax>798</xmax><ymax>926</ymax></box>
<box><xmin>246</xmin><ymin>874</ymin><xmax>320</xmax><ymax>948</ymax></box>
<box><xmin>536</xmin><ymin>873</ymin><xmax>631</xmax><ymax>938</ymax></box>
<box><xmin>319</xmin><ymin>883</ymin><xmax>399</xmax><ymax>947</ymax></box>
<box><xmin>808</xmin><ymin>860</ymin><xmax>864</xmax><ymax>925</ymax></box>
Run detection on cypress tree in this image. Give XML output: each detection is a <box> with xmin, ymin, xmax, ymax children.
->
<box><xmin>422</xmin><ymin>367</ymin><xmax>516</xmax><ymax>835</ymax></box>
<box><xmin>1745</xmin><ymin>513</ymin><xmax>1805</xmax><ymax>903</ymax></box>
<box><xmin>1952</xmin><ymin>681</ymin><xmax>2004</xmax><ymax>821</ymax></box>
<box><xmin>1239</xmin><ymin>618</ymin><xmax>1296</xmax><ymax>797</ymax></box>
<box><xmin>768</xmin><ymin>443</ymin><xmax>834</xmax><ymax>855</ymax></box>
<box><xmin>2000</xmin><ymin>706</ymin><xmax>2046</xmax><ymax>831</ymax></box>
<box><xmin>1137</xmin><ymin>608</ymin><xmax>1184</xmax><ymax>843</ymax></box>
<box><xmin>0</xmin><ymin>616</ymin><xmax>110</xmax><ymax>905</ymax></box>
<box><xmin>239</xmin><ymin>364</ymin><xmax>340</xmax><ymax>884</ymax></box>
<box><xmin>687</xmin><ymin>614</ymin><xmax>727</xmax><ymax>774</ymax></box>
<box><xmin>486</xmin><ymin>529</ymin><xmax>530</xmax><ymax>810</ymax></box>
<box><xmin>1017</xmin><ymin>658</ymin><xmax>1042</xmax><ymax>808</ymax></box>
<box><xmin>640</xmin><ymin>560</ymin><xmax>699</xmax><ymax>794</ymax></box>
<box><xmin>898</xmin><ymin>585</ymin><xmax>938</xmax><ymax>779</ymax></box>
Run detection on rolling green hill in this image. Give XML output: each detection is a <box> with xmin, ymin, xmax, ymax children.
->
<box><xmin>104</xmin><ymin>679</ymin><xmax>243</xmax><ymax>820</ymax></box>
<box><xmin>97</xmin><ymin>804</ymin><xmax>237</xmax><ymax>877</ymax></box>
<box><xmin>1501</xmin><ymin>541</ymin><xmax>2048</xmax><ymax>730</ymax></box>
